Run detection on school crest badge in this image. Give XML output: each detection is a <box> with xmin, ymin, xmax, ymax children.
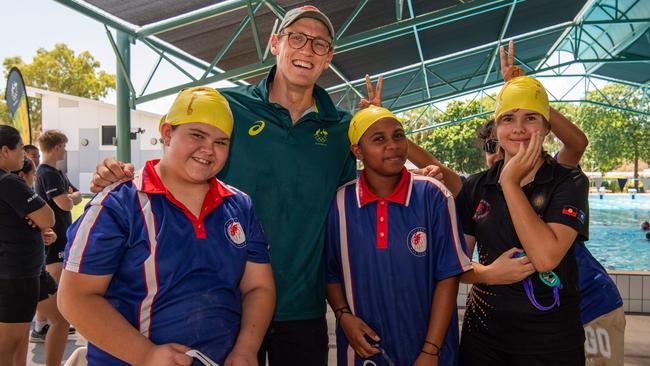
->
<box><xmin>407</xmin><ymin>228</ymin><xmax>427</xmax><ymax>257</ymax></box>
<box><xmin>473</xmin><ymin>199</ymin><xmax>491</xmax><ymax>221</ymax></box>
<box><xmin>225</xmin><ymin>219</ymin><xmax>246</xmax><ymax>247</ymax></box>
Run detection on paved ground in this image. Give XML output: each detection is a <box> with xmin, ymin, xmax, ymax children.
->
<box><xmin>28</xmin><ymin>310</ymin><xmax>650</xmax><ymax>365</ymax></box>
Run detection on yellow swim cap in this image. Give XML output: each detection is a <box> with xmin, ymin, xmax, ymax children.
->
<box><xmin>495</xmin><ymin>76</ymin><xmax>549</xmax><ymax>121</ymax></box>
<box><xmin>161</xmin><ymin>87</ymin><xmax>234</xmax><ymax>137</ymax></box>
<box><xmin>348</xmin><ymin>106</ymin><xmax>401</xmax><ymax>145</ymax></box>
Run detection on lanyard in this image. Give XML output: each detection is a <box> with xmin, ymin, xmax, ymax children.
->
<box><xmin>513</xmin><ymin>251</ymin><xmax>562</xmax><ymax>311</ymax></box>
<box><xmin>523</xmin><ymin>275</ymin><xmax>562</xmax><ymax>311</ymax></box>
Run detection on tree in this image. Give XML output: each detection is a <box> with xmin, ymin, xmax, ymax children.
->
<box><xmin>0</xmin><ymin>99</ymin><xmax>10</xmax><ymax>124</ymax></box>
<box><xmin>2</xmin><ymin>43</ymin><xmax>115</xmax><ymax>139</ymax></box>
<box><xmin>401</xmin><ymin>97</ymin><xmax>496</xmax><ymax>175</ymax></box>
<box><xmin>575</xmin><ymin>84</ymin><xmax>650</xmax><ymax>189</ymax></box>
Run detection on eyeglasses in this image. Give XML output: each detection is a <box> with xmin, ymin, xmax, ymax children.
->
<box><xmin>278</xmin><ymin>32</ymin><xmax>332</xmax><ymax>56</ymax></box>
<box><xmin>483</xmin><ymin>139</ymin><xmax>498</xmax><ymax>154</ymax></box>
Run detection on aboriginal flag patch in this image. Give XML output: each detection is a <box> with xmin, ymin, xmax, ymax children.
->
<box><xmin>562</xmin><ymin>206</ymin><xmax>578</xmax><ymax>218</ymax></box>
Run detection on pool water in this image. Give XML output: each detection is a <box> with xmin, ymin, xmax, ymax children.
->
<box><xmin>587</xmin><ymin>194</ymin><xmax>650</xmax><ymax>271</ymax></box>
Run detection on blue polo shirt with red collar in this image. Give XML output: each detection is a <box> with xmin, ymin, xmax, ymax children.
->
<box><xmin>64</xmin><ymin>159</ymin><xmax>270</xmax><ymax>366</ymax></box>
<box><xmin>326</xmin><ymin>168</ymin><xmax>472</xmax><ymax>366</ymax></box>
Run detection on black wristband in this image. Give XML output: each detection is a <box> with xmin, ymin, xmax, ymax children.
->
<box><xmin>337</xmin><ymin>311</ymin><xmax>352</xmax><ymax>321</ymax></box>
<box><xmin>424</xmin><ymin>340</ymin><xmax>441</xmax><ymax>353</ymax></box>
<box><xmin>421</xmin><ymin>349</ymin><xmax>440</xmax><ymax>357</ymax></box>
<box><xmin>335</xmin><ymin>308</ymin><xmax>352</xmax><ymax>321</ymax></box>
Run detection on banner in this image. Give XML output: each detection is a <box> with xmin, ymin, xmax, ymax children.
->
<box><xmin>5</xmin><ymin>67</ymin><xmax>31</xmax><ymax>144</ymax></box>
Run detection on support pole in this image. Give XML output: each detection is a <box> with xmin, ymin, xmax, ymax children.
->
<box><xmin>116</xmin><ymin>30</ymin><xmax>131</xmax><ymax>163</ymax></box>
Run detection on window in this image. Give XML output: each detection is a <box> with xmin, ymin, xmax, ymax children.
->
<box><xmin>101</xmin><ymin>125</ymin><xmax>116</xmax><ymax>146</ymax></box>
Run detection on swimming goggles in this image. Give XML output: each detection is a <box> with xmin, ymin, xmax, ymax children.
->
<box><xmin>186</xmin><ymin>349</ymin><xmax>220</xmax><ymax>366</ymax></box>
<box><xmin>513</xmin><ymin>251</ymin><xmax>562</xmax><ymax>311</ymax></box>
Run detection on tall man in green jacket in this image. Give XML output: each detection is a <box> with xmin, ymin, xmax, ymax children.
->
<box><xmin>92</xmin><ymin>6</ymin><xmax>354</xmax><ymax>366</ymax></box>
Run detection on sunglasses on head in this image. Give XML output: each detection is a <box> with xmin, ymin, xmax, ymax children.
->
<box><xmin>483</xmin><ymin>139</ymin><xmax>498</xmax><ymax>154</ymax></box>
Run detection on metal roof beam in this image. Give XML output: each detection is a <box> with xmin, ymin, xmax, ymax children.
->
<box><xmin>581</xmin><ymin>18</ymin><xmax>650</xmax><ymax>25</ymax></box>
<box><xmin>537</xmin><ymin>0</ymin><xmax>650</xmax><ymax>76</ymax></box>
<box><xmin>389</xmin><ymin>58</ymin><xmax>638</xmax><ymax>113</ymax></box>
<box><xmin>335</xmin><ymin>0</ymin><xmax>369</xmax><ymax>42</ymax></box>
<box><xmin>54</xmin><ymin>0</ymin><xmax>138</xmax><ymax>36</ymax></box>
<box><xmin>105</xmin><ymin>26</ymin><xmax>136</xmax><ymax>105</ymax></box>
<box><xmin>247</xmin><ymin>0</ymin><xmax>264</xmax><ymax>61</ymax></box>
<box><xmin>483</xmin><ymin>0</ymin><xmax>518</xmax><ymax>84</ymax></box>
<box><xmin>200</xmin><ymin>1</ymin><xmax>264</xmax><ymax>80</ymax></box>
<box><xmin>136</xmin><ymin>59</ymin><xmax>276</xmax><ymax>104</ymax></box>
<box><xmin>335</xmin><ymin>0</ymin><xmax>523</xmax><ymax>54</ymax></box>
<box><xmin>388</xmin><ymin>70</ymin><xmax>421</xmax><ymax>109</ymax></box>
<box><xmin>140</xmin><ymin>39</ymin><xmax>198</xmax><ymax>82</ymax></box>
<box><xmin>261</xmin><ymin>0</ymin><xmax>286</xmax><ymax>19</ymax></box>
<box><xmin>327</xmin><ymin>21</ymin><xmax>571</xmax><ymax>94</ymax></box>
<box><xmin>139</xmin><ymin>54</ymin><xmax>163</xmax><ymax>97</ymax></box>
<box><xmin>54</xmin><ymin>0</ymin><xmax>247</xmax><ymax>85</ymax></box>
<box><xmin>329</xmin><ymin>65</ymin><xmax>364</xmax><ymax>98</ymax></box>
<box><xmin>406</xmin><ymin>0</ymin><xmax>431</xmax><ymax>100</ymax></box>
<box><xmin>136</xmin><ymin>0</ymin><xmax>250</xmax><ymax>37</ymax></box>
<box><xmin>534</xmin><ymin>0</ymin><xmax>596</xmax><ymax>70</ymax></box>
<box><xmin>427</xmin><ymin>68</ymin><xmax>460</xmax><ymax>92</ymax></box>
<box><xmin>396</xmin><ymin>0</ymin><xmax>405</xmax><ymax>21</ymax></box>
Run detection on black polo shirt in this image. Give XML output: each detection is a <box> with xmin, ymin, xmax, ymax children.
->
<box><xmin>35</xmin><ymin>164</ymin><xmax>74</xmax><ymax>249</ymax></box>
<box><xmin>456</xmin><ymin>158</ymin><xmax>588</xmax><ymax>354</ymax></box>
<box><xmin>0</xmin><ymin>171</ymin><xmax>47</xmax><ymax>278</ymax></box>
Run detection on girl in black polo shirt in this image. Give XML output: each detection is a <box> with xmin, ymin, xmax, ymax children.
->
<box><xmin>0</xmin><ymin>125</ymin><xmax>54</xmax><ymax>364</ymax></box>
<box><xmin>456</xmin><ymin>76</ymin><xmax>588</xmax><ymax>365</ymax></box>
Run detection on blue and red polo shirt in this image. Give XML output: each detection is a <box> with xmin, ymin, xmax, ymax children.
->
<box><xmin>64</xmin><ymin>159</ymin><xmax>270</xmax><ymax>366</ymax></box>
<box><xmin>326</xmin><ymin>168</ymin><xmax>472</xmax><ymax>366</ymax></box>
<box><xmin>575</xmin><ymin>241</ymin><xmax>622</xmax><ymax>324</ymax></box>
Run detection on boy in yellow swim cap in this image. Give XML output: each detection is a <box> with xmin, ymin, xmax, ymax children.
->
<box><xmin>58</xmin><ymin>87</ymin><xmax>275</xmax><ymax>366</ymax></box>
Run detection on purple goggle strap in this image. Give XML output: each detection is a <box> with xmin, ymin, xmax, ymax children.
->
<box><xmin>522</xmin><ymin>277</ymin><xmax>562</xmax><ymax>311</ymax></box>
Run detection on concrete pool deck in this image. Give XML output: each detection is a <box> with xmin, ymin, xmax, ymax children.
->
<box><xmin>26</xmin><ymin>309</ymin><xmax>650</xmax><ymax>365</ymax></box>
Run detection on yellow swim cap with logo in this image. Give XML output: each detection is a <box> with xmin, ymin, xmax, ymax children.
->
<box><xmin>495</xmin><ymin>76</ymin><xmax>549</xmax><ymax>121</ymax></box>
<box><xmin>348</xmin><ymin>106</ymin><xmax>402</xmax><ymax>145</ymax></box>
<box><xmin>160</xmin><ymin>87</ymin><xmax>234</xmax><ymax>137</ymax></box>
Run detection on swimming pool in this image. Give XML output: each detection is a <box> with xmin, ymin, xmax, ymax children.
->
<box><xmin>587</xmin><ymin>194</ymin><xmax>650</xmax><ymax>271</ymax></box>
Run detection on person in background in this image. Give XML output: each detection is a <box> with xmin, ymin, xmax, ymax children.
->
<box><xmin>24</xmin><ymin>144</ymin><xmax>40</xmax><ymax>168</ymax></box>
<box><xmin>12</xmin><ymin>157</ymin><xmax>70</xmax><ymax>366</ymax></box>
<box><xmin>32</xmin><ymin>130</ymin><xmax>81</xmax><ymax>343</ymax></box>
<box><xmin>0</xmin><ymin>125</ymin><xmax>55</xmax><ymax>366</ymax></box>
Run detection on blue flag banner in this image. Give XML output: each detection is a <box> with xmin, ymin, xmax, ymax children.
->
<box><xmin>5</xmin><ymin>67</ymin><xmax>31</xmax><ymax>144</ymax></box>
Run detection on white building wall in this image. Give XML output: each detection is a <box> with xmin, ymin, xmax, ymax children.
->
<box><xmin>30</xmin><ymin>87</ymin><xmax>162</xmax><ymax>193</ymax></box>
